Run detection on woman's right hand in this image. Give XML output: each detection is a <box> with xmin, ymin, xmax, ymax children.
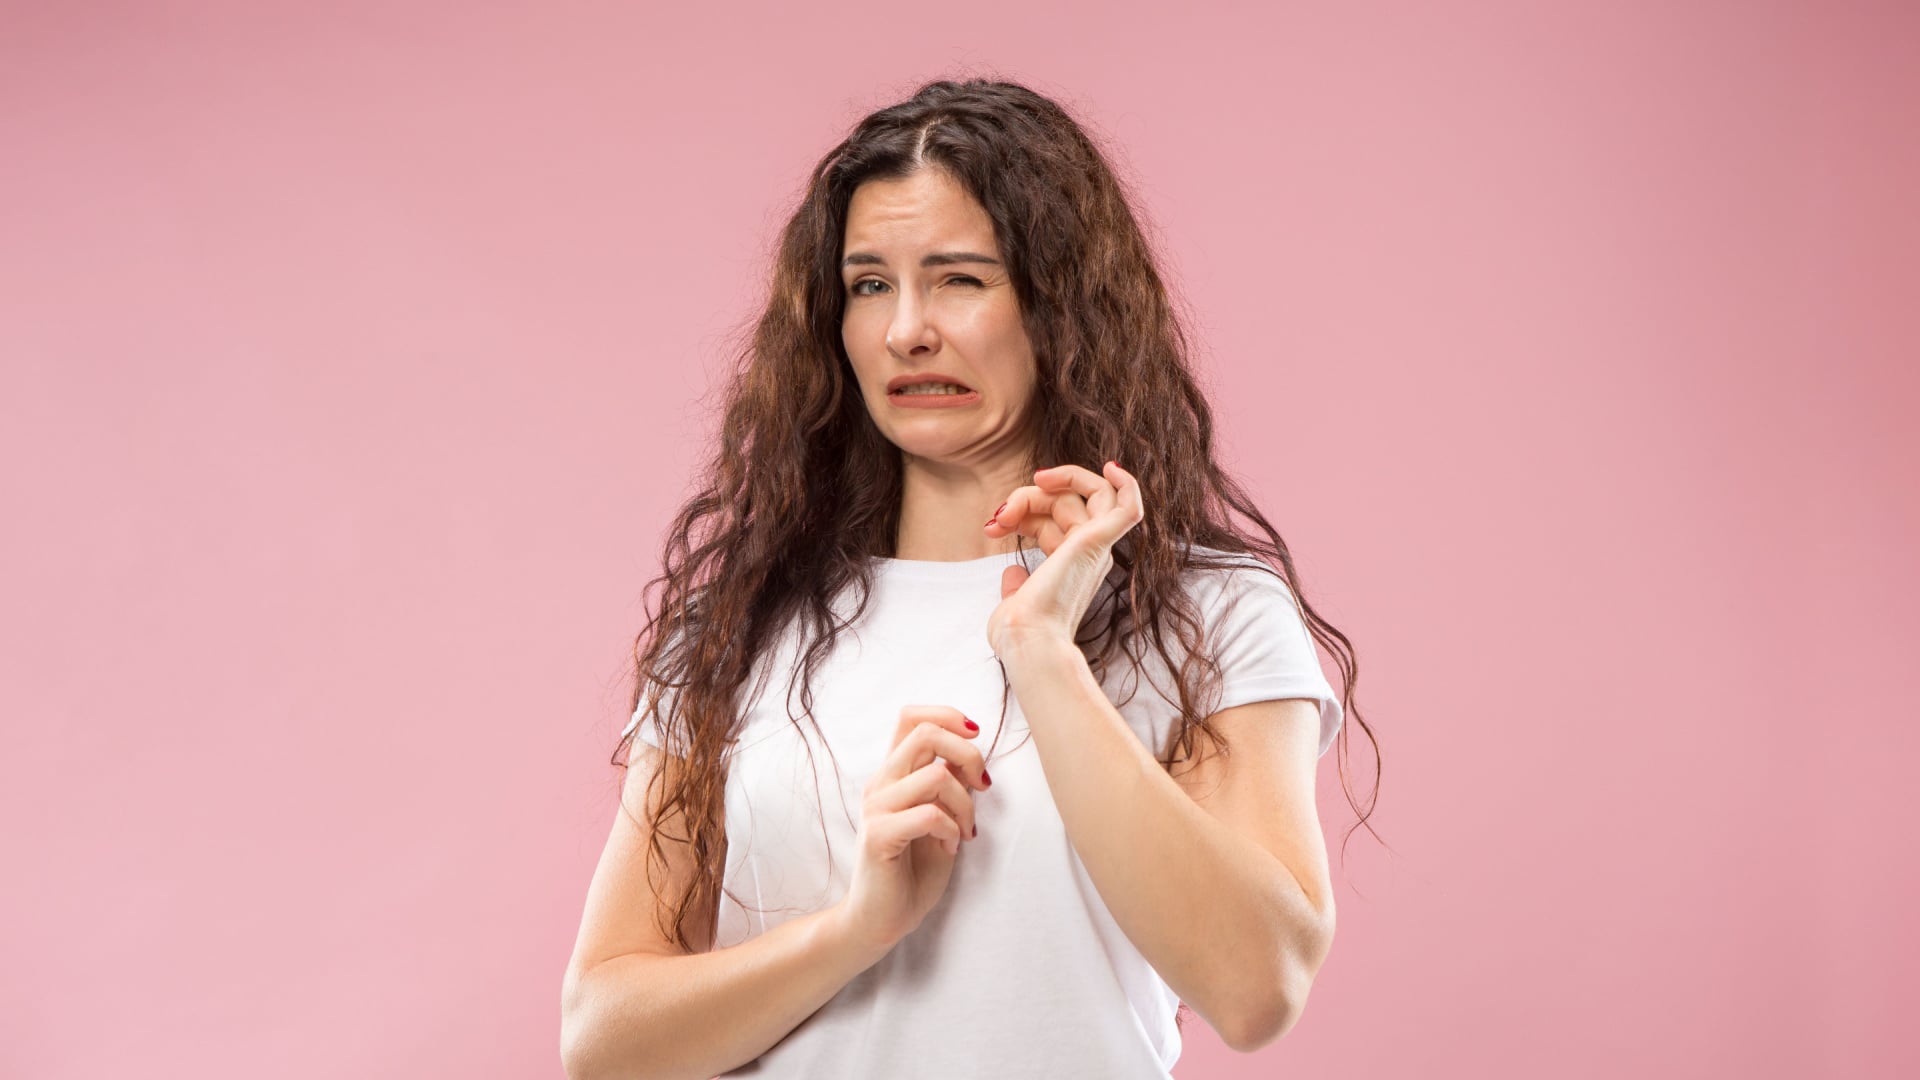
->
<box><xmin>839</xmin><ymin>705</ymin><xmax>992</xmax><ymax>951</ymax></box>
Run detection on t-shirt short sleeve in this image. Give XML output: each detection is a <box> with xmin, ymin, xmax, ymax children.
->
<box><xmin>1197</xmin><ymin>558</ymin><xmax>1345</xmax><ymax>759</ymax></box>
<box><xmin>623</xmin><ymin>610</ymin><xmax>699</xmax><ymax>755</ymax></box>
<box><xmin>620</xmin><ymin>682</ymin><xmax>672</xmax><ymax>752</ymax></box>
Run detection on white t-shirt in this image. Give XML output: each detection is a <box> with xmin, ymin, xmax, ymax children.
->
<box><xmin>622</xmin><ymin>544</ymin><xmax>1343</xmax><ymax>1077</ymax></box>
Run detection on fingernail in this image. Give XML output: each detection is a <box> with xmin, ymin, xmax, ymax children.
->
<box><xmin>985</xmin><ymin>501</ymin><xmax>1007</xmax><ymax>526</ymax></box>
<box><xmin>963</xmin><ymin>718</ymin><xmax>979</xmax><ymax>731</ymax></box>
<box><xmin>980</xmin><ymin>769</ymin><xmax>993</xmax><ymax>787</ymax></box>
<box><xmin>972</xmin><ymin>823</ymin><xmax>979</xmax><ymax>839</ymax></box>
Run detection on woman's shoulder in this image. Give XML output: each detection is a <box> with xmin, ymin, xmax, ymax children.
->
<box><xmin>1171</xmin><ymin>543</ymin><xmax>1292</xmax><ymax>597</ymax></box>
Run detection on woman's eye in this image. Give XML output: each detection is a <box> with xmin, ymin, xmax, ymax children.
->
<box><xmin>847</xmin><ymin>276</ymin><xmax>980</xmax><ymax>296</ymax></box>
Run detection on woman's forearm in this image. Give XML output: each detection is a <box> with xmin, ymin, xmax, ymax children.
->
<box><xmin>995</xmin><ymin>631</ymin><xmax>1324</xmax><ymax>1050</ymax></box>
<box><xmin>561</xmin><ymin>902</ymin><xmax>890</xmax><ymax>1080</ymax></box>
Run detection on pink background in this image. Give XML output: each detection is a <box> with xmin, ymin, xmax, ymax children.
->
<box><xmin>3</xmin><ymin>2</ymin><xmax>1914</xmax><ymax>1077</ymax></box>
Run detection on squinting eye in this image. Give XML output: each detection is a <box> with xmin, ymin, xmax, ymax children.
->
<box><xmin>847</xmin><ymin>276</ymin><xmax>981</xmax><ymax>296</ymax></box>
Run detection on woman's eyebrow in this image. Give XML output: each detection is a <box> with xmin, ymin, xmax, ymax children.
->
<box><xmin>840</xmin><ymin>251</ymin><xmax>1004</xmax><ymax>269</ymax></box>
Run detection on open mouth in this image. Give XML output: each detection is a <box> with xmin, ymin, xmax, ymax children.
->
<box><xmin>889</xmin><ymin>384</ymin><xmax>974</xmax><ymax>396</ymax></box>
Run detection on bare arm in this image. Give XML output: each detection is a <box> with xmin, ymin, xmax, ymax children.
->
<box><xmin>560</xmin><ymin>900</ymin><xmax>891</xmax><ymax>1080</ymax></box>
<box><xmin>997</xmin><ymin>634</ymin><xmax>1334</xmax><ymax>1052</ymax></box>
<box><xmin>561</xmin><ymin>734</ymin><xmax>900</xmax><ymax>1080</ymax></box>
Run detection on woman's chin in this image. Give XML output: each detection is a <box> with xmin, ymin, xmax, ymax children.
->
<box><xmin>887</xmin><ymin>434</ymin><xmax>975</xmax><ymax>462</ymax></box>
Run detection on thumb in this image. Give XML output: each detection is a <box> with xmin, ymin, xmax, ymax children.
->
<box><xmin>1000</xmin><ymin>563</ymin><xmax>1028</xmax><ymax>599</ymax></box>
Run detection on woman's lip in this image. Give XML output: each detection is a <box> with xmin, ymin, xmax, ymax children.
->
<box><xmin>886</xmin><ymin>375</ymin><xmax>971</xmax><ymax>392</ymax></box>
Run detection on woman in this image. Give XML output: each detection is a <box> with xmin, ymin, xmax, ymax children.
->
<box><xmin>561</xmin><ymin>78</ymin><xmax>1376</xmax><ymax>1079</ymax></box>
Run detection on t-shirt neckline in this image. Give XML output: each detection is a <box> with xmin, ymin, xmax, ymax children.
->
<box><xmin>870</xmin><ymin>547</ymin><xmax>1045</xmax><ymax>581</ymax></box>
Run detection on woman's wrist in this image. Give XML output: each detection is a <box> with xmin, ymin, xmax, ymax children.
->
<box><xmin>824</xmin><ymin>898</ymin><xmax>905</xmax><ymax>964</ymax></box>
<box><xmin>992</xmin><ymin>629</ymin><xmax>1085</xmax><ymax>677</ymax></box>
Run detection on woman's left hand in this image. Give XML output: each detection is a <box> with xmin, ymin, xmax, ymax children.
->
<box><xmin>984</xmin><ymin>460</ymin><xmax>1145</xmax><ymax>656</ymax></box>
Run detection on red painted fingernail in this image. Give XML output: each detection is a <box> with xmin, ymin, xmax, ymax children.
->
<box><xmin>985</xmin><ymin>501</ymin><xmax>1007</xmax><ymax>526</ymax></box>
<box><xmin>963</xmin><ymin>718</ymin><xmax>978</xmax><ymax>731</ymax></box>
<box><xmin>980</xmin><ymin>769</ymin><xmax>993</xmax><ymax>787</ymax></box>
<box><xmin>972</xmin><ymin>823</ymin><xmax>978</xmax><ymax>838</ymax></box>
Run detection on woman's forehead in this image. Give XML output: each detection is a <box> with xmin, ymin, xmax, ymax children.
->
<box><xmin>845</xmin><ymin>171</ymin><xmax>994</xmax><ymax>248</ymax></box>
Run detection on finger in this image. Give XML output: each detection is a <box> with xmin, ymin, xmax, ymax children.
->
<box><xmin>893</xmin><ymin>723</ymin><xmax>989</xmax><ymax>790</ymax></box>
<box><xmin>869</xmin><ymin>801</ymin><xmax>963</xmax><ymax>859</ymax></box>
<box><xmin>999</xmin><ymin>495</ymin><xmax>1071</xmax><ymax>554</ymax></box>
<box><xmin>879</xmin><ymin>707</ymin><xmax>989</xmax><ymax>788</ymax></box>
<box><xmin>1035</xmin><ymin>465</ymin><xmax>1117</xmax><ymax>520</ymax></box>
<box><xmin>1021</xmin><ymin>468</ymin><xmax>1093</xmax><ymax>522</ymax></box>
<box><xmin>998</xmin><ymin>480</ymin><xmax>1090</xmax><ymax>545</ymax></box>
<box><xmin>984</xmin><ymin>484</ymin><xmax>1055</xmax><ymax>535</ymax></box>
<box><xmin>1036</xmin><ymin>518</ymin><xmax>1068</xmax><ymax>555</ymax></box>
<box><xmin>1034</xmin><ymin>464</ymin><xmax>1114</xmax><ymax>506</ymax></box>
<box><xmin>869</xmin><ymin>758</ymin><xmax>977</xmax><ymax>842</ymax></box>
<box><xmin>1041</xmin><ymin>462</ymin><xmax>1143</xmax><ymax>544</ymax></box>
<box><xmin>1103</xmin><ymin>460</ymin><xmax>1146</xmax><ymax>529</ymax></box>
<box><xmin>1048</xmin><ymin>490</ymin><xmax>1092</xmax><ymax>530</ymax></box>
<box><xmin>885</xmin><ymin>704</ymin><xmax>973</xmax><ymax>755</ymax></box>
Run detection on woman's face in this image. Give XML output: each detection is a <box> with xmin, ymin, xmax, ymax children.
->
<box><xmin>839</xmin><ymin>168</ymin><xmax>1039</xmax><ymax>467</ymax></box>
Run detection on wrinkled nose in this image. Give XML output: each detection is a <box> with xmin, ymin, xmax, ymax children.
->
<box><xmin>887</xmin><ymin>301</ymin><xmax>940</xmax><ymax>356</ymax></box>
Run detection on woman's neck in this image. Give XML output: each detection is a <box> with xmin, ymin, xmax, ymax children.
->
<box><xmin>892</xmin><ymin>449</ymin><xmax>1034</xmax><ymax>562</ymax></box>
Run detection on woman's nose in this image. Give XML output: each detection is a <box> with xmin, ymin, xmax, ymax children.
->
<box><xmin>887</xmin><ymin>298</ymin><xmax>940</xmax><ymax>355</ymax></box>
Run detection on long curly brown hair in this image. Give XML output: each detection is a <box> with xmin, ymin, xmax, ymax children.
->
<box><xmin>615</xmin><ymin>77</ymin><xmax>1381</xmax><ymax>970</ymax></box>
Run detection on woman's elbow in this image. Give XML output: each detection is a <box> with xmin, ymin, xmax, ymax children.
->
<box><xmin>1230</xmin><ymin>918</ymin><xmax>1333</xmax><ymax>1053</ymax></box>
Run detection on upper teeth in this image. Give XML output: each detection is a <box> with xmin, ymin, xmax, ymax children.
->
<box><xmin>897</xmin><ymin>384</ymin><xmax>968</xmax><ymax>395</ymax></box>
